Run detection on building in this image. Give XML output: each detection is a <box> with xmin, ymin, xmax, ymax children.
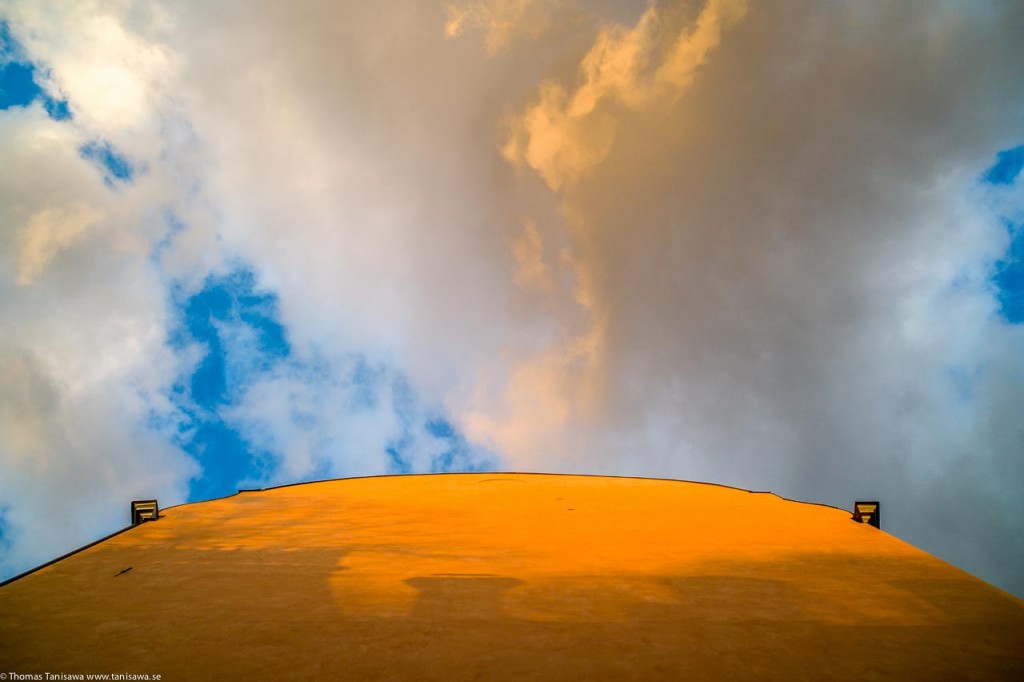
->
<box><xmin>2</xmin><ymin>473</ymin><xmax>1023</xmax><ymax>679</ymax></box>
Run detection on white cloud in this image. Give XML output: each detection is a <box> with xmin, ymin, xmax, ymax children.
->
<box><xmin>0</xmin><ymin>64</ymin><xmax>195</xmax><ymax>576</ymax></box>
<box><xmin>0</xmin><ymin>106</ymin><xmax>197</xmax><ymax>578</ymax></box>
<box><xmin>6</xmin><ymin>1</ymin><xmax>177</xmax><ymax>153</ymax></box>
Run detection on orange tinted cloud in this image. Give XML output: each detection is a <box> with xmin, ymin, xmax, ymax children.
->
<box><xmin>503</xmin><ymin>0</ymin><xmax>748</xmax><ymax>190</ymax></box>
<box><xmin>444</xmin><ymin>0</ymin><xmax>566</xmax><ymax>54</ymax></box>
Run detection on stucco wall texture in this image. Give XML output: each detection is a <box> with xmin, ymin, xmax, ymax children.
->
<box><xmin>2</xmin><ymin>473</ymin><xmax>1023</xmax><ymax>680</ymax></box>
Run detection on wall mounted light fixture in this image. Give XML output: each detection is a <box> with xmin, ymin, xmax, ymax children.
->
<box><xmin>131</xmin><ymin>500</ymin><xmax>159</xmax><ymax>525</ymax></box>
<box><xmin>853</xmin><ymin>501</ymin><xmax>880</xmax><ymax>529</ymax></box>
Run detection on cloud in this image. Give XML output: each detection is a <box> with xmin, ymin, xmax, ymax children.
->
<box><xmin>1</xmin><ymin>0</ymin><xmax>1023</xmax><ymax>600</ymax></box>
<box><xmin>223</xmin><ymin>357</ymin><xmax>428</xmax><ymax>483</ymax></box>
<box><xmin>15</xmin><ymin>203</ymin><xmax>103</xmax><ymax>285</ymax></box>
<box><xmin>0</xmin><ymin>344</ymin><xmax>198</xmax><ymax>578</ymax></box>
<box><xmin>471</xmin><ymin>0</ymin><xmax>1024</xmax><ymax>595</ymax></box>
<box><xmin>444</xmin><ymin>0</ymin><xmax>567</xmax><ymax>54</ymax></box>
<box><xmin>0</xmin><ymin>104</ymin><xmax>198</xmax><ymax>578</ymax></box>
<box><xmin>8</xmin><ymin>4</ymin><xmax>175</xmax><ymax>143</ymax></box>
<box><xmin>0</xmin><ymin>22</ymin><xmax>192</xmax><ymax>576</ymax></box>
<box><xmin>502</xmin><ymin>0</ymin><xmax>747</xmax><ymax>189</ymax></box>
<box><xmin>510</xmin><ymin>219</ymin><xmax>555</xmax><ymax>293</ymax></box>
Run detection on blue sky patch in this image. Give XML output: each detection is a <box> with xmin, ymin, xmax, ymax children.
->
<box><xmin>80</xmin><ymin>140</ymin><xmax>136</xmax><ymax>185</ymax></box>
<box><xmin>0</xmin><ymin>60</ymin><xmax>38</xmax><ymax>108</ymax></box>
<box><xmin>427</xmin><ymin>425</ymin><xmax>497</xmax><ymax>474</ymax></box>
<box><xmin>151</xmin><ymin>211</ymin><xmax>187</xmax><ymax>265</ymax></box>
<box><xmin>422</xmin><ymin>416</ymin><xmax>496</xmax><ymax>474</ymax></box>
<box><xmin>992</xmin><ymin>227</ymin><xmax>1024</xmax><ymax>324</ymax></box>
<box><xmin>386</xmin><ymin>382</ymin><xmax>497</xmax><ymax>474</ymax></box>
<box><xmin>0</xmin><ymin>506</ymin><xmax>13</xmax><ymax>571</ymax></box>
<box><xmin>169</xmin><ymin>265</ymin><xmax>291</xmax><ymax>501</ymax></box>
<box><xmin>983</xmin><ymin>145</ymin><xmax>1024</xmax><ymax>324</ymax></box>
<box><xmin>386</xmin><ymin>446</ymin><xmax>413</xmax><ymax>474</ymax></box>
<box><xmin>180</xmin><ymin>405</ymin><xmax>271</xmax><ymax>502</ymax></box>
<box><xmin>426</xmin><ymin>418</ymin><xmax>456</xmax><ymax>439</ymax></box>
<box><xmin>983</xmin><ymin>146</ymin><xmax>1024</xmax><ymax>186</ymax></box>
<box><xmin>44</xmin><ymin>97</ymin><xmax>69</xmax><ymax>120</ymax></box>
<box><xmin>0</xmin><ymin>22</ymin><xmax>71</xmax><ymax>119</ymax></box>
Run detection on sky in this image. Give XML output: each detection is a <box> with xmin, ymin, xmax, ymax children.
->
<box><xmin>0</xmin><ymin>0</ymin><xmax>1022</xmax><ymax>597</ymax></box>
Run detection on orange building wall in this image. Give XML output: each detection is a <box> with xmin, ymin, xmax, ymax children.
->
<box><xmin>2</xmin><ymin>473</ymin><xmax>1023</xmax><ymax>680</ymax></box>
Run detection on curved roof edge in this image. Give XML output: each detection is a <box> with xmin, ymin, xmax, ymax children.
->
<box><xmin>216</xmin><ymin>471</ymin><xmax>850</xmax><ymax>515</ymax></box>
<box><xmin>0</xmin><ymin>523</ymin><xmax>135</xmax><ymax>589</ymax></box>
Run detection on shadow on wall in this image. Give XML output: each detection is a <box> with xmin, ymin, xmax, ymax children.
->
<box><xmin>3</xmin><ymin>544</ymin><xmax>1023</xmax><ymax>680</ymax></box>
